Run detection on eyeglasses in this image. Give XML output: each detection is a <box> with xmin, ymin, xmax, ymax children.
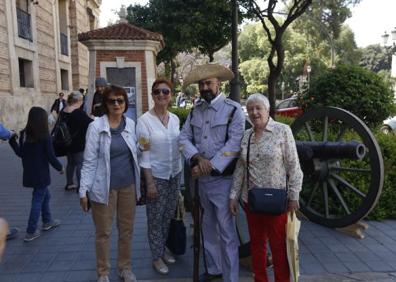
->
<box><xmin>153</xmin><ymin>88</ymin><xmax>171</xmax><ymax>96</ymax></box>
<box><xmin>106</xmin><ymin>98</ymin><xmax>125</xmax><ymax>105</ymax></box>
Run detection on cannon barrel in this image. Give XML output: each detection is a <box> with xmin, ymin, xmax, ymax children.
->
<box><xmin>296</xmin><ymin>140</ymin><xmax>366</xmax><ymax>160</ymax></box>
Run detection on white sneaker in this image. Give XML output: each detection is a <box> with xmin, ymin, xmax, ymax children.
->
<box><xmin>97</xmin><ymin>276</ymin><xmax>110</xmax><ymax>282</ymax></box>
<box><xmin>163</xmin><ymin>248</ymin><xmax>176</xmax><ymax>264</ymax></box>
<box><xmin>119</xmin><ymin>269</ymin><xmax>137</xmax><ymax>282</ymax></box>
<box><xmin>152</xmin><ymin>258</ymin><xmax>169</xmax><ymax>275</ymax></box>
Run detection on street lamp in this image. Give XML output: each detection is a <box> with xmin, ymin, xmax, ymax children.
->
<box><xmin>307</xmin><ymin>65</ymin><xmax>312</xmax><ymax>91</ymax></box>
<box><xmin>381</xmin><ymin>27</ymin><xmax>396</xmax><ymax>97</ymax></box>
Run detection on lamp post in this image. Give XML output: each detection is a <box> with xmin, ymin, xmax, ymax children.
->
<box><xmin>229</xmin><ymin>0</ymin><xmax>240</xmax><ymax>102</ymax></box>
<box><xmin>381</xmin><ymin>27</ymin><xmax>396</xmax><ymax>97</ymax></box>
<box><xmin>307</xmin><ymin>65</ymin><xmax>312</xmax><ymax>91</ymax></box>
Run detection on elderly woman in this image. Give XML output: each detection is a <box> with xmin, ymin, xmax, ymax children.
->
<box><xmin>62</xmin><ymin>91</ymin><xmax>93</xmax><ymax>191</ymax></box>
<box><xmin>230</xmin><ymin>93</ymin><xmax>303</xmax><ymax>282</ymax></box>
<box><xmin>136</xmin><ymin>78</ymin><xmax>182</xmax><ymax>275</ymax></box>
<box><xmin>79</xmin><ymin>85</ymin><xmax>140</xmax><ymax>282</ymax></box>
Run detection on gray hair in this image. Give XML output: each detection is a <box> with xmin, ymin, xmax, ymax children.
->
<box><xmin>246</xmin><ymin>93</ymin><xmax>270</xmax><ymax>111</ymax></box>
<box><xmin>67</xmin><ymin>91</ymin><xmax>83</xmax><ymax>105</ymax></box>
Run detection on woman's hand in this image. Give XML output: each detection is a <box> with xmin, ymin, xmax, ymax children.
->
<box><xmin>287</xmin><ymin>200</ymin><xmax>299</xmax><ymax>212</ymax></box>
<box><xmin>147</xmin><ymin>183</ymin><xmax>158</xmax><ymax>200</ymax></box>
<box><xmin>80</xmin><ymin>197</ymin><xmax>89</xmax><ymax>212</ymax></box>
<box><xmin>141</xmin><ymin>143</ymin><xmax>150</xmax><ymax>151</ymax></box>
<box><xmin>229</xmin><ymin>199</ymin><xmax>239</xmax><ymax>216</ymax></box>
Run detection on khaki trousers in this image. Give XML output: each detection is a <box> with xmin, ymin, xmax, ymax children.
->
<box><xmin>91</xmin><ymin>185</ymin><xmax>136</xmax><ymax>276</ymax></box>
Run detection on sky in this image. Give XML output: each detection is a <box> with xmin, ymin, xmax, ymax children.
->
<box><xmin>100</xmin><ymin>0</ymin><xmax>396</xmax><ymax>48</ymax></box>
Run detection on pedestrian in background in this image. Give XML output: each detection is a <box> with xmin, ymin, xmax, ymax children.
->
<box><xmin>136</xmin><ymin>79</ymin><xmax>182</xmax><ymax>274</ymax></box>
<box><xmin>50</xmin><ymin>92</ymin><xmax>67</xmax><ymax>115</ymax></box>
<box><xmin>91</xmin><ymin>77</ymin><xmax>108</xmax><ymax>117</ymax></box>
<box><xmin>9</xmin><ymin>107</ymin><xmax>64</xmax><ymax>242</ymax></box>
<box><xmin>79</xmin><ymin>86</ymin><xmax>140</xmax><ymax>282</ymax></box>
<box><xmin>62</xmin><ymin>91</ymin><xmax>93</xmax><ymax>191</ymax></box>
<box><xmin>230</xmin><ymin>94</ymin><xmax>303</xmax><ymax>282</ymax></box>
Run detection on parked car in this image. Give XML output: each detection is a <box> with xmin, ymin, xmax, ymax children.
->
<box><xmin>275</xmin><ymin>96</ymin><xmax>303</xmax><ymax>117</ymax></box>
<box><xmin>381</xmin><ymin>116</ymin><xmax>396</xmax><ymax>134</ymax></box>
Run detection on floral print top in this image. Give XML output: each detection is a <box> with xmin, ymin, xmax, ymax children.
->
<box><xmin>230</xmin><ymin>118</ymin><xmax>303</xmax><ymax>203</ymax></box>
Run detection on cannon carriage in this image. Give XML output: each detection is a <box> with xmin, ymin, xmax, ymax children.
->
<box><xmin>237</xmin><ymin>106</ymin><xmax>384</xmax><ymax>257</ymax></box>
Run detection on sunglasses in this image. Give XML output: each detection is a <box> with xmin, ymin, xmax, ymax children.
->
<box><xmin>106</xmin><ymin>98</ymin><xmax>125</xmax><ymax>105</ymax></box>
<box><xmin>153</xmin><ymin>88</ymin><xmax>171</xmax><ymax>96</ymax></box>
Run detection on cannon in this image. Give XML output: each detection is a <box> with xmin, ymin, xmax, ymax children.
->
<box><xmin>237</xmin><ymin>107</ymin><xmax>384</xmax><ymax>257</ymax></box>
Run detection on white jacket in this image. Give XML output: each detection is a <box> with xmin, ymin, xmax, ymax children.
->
<box><xmin>79</xmin><ymin>115</ymin><xmax>140</xmax><ymax>204</ymax></box>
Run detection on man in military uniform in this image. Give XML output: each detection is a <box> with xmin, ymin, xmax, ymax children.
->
<box><xmin>179</xmin><ymin>64</ymin><xmax>245</xmax><ymax>282</ymax></box>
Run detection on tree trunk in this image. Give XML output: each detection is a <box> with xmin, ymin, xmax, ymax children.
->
<box><xmin>209</xmin><ymin>52</ymin><xmax>214</xmax><ymax>62</ymax></box>
<box><xmin>267</xmin><ymin>38</ymin><xmax>285</xmax><ymax>118</ymax></box>
<box><xmin>268</xmin><ymin>72</ymin><xmax>277</xmax><ymax>118</ymax></box>
<box><xmin>171</xmin><ymin>59</ymin><xmax>176</xmax><ymax>85</ymax></box>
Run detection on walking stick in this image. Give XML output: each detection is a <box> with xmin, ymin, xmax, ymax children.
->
<box><xmin>192</xmin><ymin>176</ymin><xmax>200</xmax><ymax>282</ymax></box>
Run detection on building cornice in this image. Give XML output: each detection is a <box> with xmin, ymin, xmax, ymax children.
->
<box><xmin>80</xmin><ymin>39</ymin><xmax>163</xmax><ymax>55</ymax></box>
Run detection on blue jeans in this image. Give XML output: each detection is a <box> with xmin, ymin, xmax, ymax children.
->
<box><xmin>27</xmin><ymin>187</ymin><xmax>52</xmax><ymax>234</ymax></box>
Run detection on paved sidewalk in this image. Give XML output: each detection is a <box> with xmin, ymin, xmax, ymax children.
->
<box><xmin>2</xmin><ymin>143</ymin><xmax>396</xmax><ymax>281</ymax></box>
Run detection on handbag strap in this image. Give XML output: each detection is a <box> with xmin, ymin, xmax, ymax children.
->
<box><xmin>246</xmin><ymin>129</ymin><xmax>288</xmax><ymax>192</ymax></box>
<box><xmin>246</xmin><ymin>130</ymin><xmax>254</xmax><ymax>191</ymax></box>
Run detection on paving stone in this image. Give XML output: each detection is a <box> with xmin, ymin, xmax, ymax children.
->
<box><xmin>39</xmin><ymin>272</ymin><xmax>68</xmax><ymax>282</ymax></box>
<box><xmin>322</xmin><ymin>262</ymin><xmax>349</xmax><ymax>273</ymax></box>
<box><xmin>343</xmin><ymin>261</ymin><xmax>371</xmax><ymax>272</ymax></box>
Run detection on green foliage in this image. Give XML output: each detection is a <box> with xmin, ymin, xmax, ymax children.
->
<box><xmin>298</xmin><ymin>64</ymin><xmax>395</xmax><ymax>127</ymax></box>
<box><xmin>367</xmin><ymin>132</ymin><xmax>396</xmax><ymax>219</ymax></box>
<box><xmin>169</xmin><ymin>107</ymin><xmax>190</xmax><ymax>128</ymax></box>
<box><xmin>239</xmin><ymin>58</ymin><xmax>268</xmax><ymax>94</ymax></box>
<box><xmin>359</xmin><ymin>44</ymin><xmax>392</xmax><ymax>73</ymax></box>
<box><xmin>126</xmin><ymin>0</ymin><xmax>237</xmax><ymax>67</ymax></box>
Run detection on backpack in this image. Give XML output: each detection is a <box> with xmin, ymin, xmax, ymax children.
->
<box><xmin>51</xmin><ymin>112</ymin><xmax>72</xmax><ymax>156</ymax></box>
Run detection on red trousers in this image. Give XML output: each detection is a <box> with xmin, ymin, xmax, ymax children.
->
<box><xmin>245</xmin><ymin>205</ymin><xmax>290</xmax><ymax>282</ymax></box>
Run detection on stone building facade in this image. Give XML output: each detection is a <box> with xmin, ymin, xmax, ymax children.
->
<box><xmin>0</xmin><ymin>0</ymin><xmax>101</xmax><ymax>129</ymax></box>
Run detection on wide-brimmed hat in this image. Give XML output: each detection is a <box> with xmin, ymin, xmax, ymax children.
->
<box><xmin>183</xmin><ymin>64</ymin><xmax>234</xmax><ymax>88</ymax></box>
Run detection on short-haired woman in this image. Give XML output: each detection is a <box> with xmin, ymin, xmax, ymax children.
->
<box><xmin>79</xmin><ymin>85</ymin><xmax>140</xmax><ymax>282</ymax></box>
<box><xmin>230</xmin><ymin>94</ymin><xmax>303</xmax><ymax>282</ymax></box>
<box><xmin>136</xmin><ymin>78</ymin><xmax>182</xmax><ymax>274</ymax></box>
<box><xmin>61</xmin><ymin>91</ymin><xmax>93</xmax><ymax>191</ymax></box>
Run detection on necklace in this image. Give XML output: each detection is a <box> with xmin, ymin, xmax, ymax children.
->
<box><xmin>153</xmin><ymin>108</ymin><xmax>169</xmax><ymax>127</ymax></box>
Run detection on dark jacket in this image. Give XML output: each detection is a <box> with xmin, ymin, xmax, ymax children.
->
<box><xmin>50</xmin><ymin>98</ymin><xmax>66</xmax><ymax>114</ymax></box>
<box><xmin>62</xmin><ymin>109</ymin><xmax>93</xmax><ymax>153</ymax></box>
<box><xmin>91</xmin><ymin>91</ymin><xmax>104</xmax><ymax>117</ymax></box>
<box><xmin>9</xmin><ymin>132</ymin><xmax>63</xmax><ymax>188</ymax></box>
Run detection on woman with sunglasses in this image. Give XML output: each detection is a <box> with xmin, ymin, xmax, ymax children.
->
<box><xmin>136</xmin><ymin>78</ymin><xmax>182</xmax><ymax>275</ymax></box>
<box><xmin>79</xmin><ymin>85</ymin><xmax>140</xmax><ymax>282</ymax></box>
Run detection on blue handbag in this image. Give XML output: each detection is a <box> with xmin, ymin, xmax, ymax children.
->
<box><xmin>246</xmin><ymin>131</ymin><xmax>288</xmax><ymax>215</ymax></box>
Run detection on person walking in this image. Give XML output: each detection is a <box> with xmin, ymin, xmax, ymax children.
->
<box><xmin>50</xmin><ymin>92</ymin><xmax>67</xmax><ymax>115</ymax></box>
<box><xmin>61</xmin><ymin>91</ymin><xmax>93</xmax><ymax>191</ymax></box>
<box><xmin>136</xmin><ymin>79</ymin><xmax>182</xmax><ymax>275</ymax></box>
<box><xmin>230</xmin><ymin>94</ymin><xmax>303</xmax><ymax>282</ymax></box>
<box><xmin>91</xmin><ymin>77</ymin><xmax>108</xmax><ymax>117</ymax></box>
<box><xmin>79</xmin><ymin>85</ymin><xmax>140</xmax><ymax>282</ymax></box>
<box><xmin>179</xmin><ymin>64</ymin><xmax>245</xmax><ymax>282</ymax></box>
<box><xmin>9</xmin><ymin>107</ymin><xmax>63</xmax><ymax>242</ymax></box>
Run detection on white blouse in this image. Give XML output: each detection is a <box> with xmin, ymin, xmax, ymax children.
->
<box><xmin>136</xmin><ymin>111</ymin><xmax>182</xmax><ymax>180</ymax></box>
